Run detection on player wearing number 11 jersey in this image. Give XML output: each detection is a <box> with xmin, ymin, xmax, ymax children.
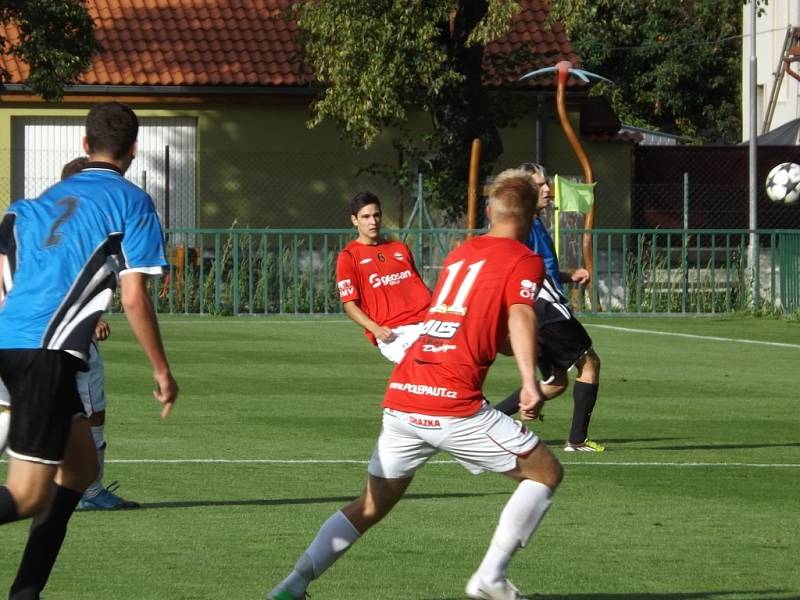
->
<box><xmin>268</xmin><ymin>169</ymin><xmax>564</xmax><ymax>600</ymax></box>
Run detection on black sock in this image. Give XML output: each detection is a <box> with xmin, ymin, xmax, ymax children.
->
<box><xmin>493</xmin><ymin>389</ymin><xmax>521</xmax><ymax>416</ymax></box>
<box><xmin>569</xmin><ymin>381</ymin><xmax>599</xmax><ymax>444</ymax></box>
<box><xmin>0</xmin><ymin>486</ymin><xmax>20</xmax><ymax>525</ymax></box>
<box><xmin>9</xmin><ymin>485</ymin><xmax>82</xmax><ymax>599</ymax></box>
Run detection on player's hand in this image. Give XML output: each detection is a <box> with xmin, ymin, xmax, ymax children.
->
<box><xmin>153</xmin><ymin>370</ymin><xmax>178</xmax><ymax>419</ymax></box>
<box><xmin>519</xmin><ymin>382</ymin><xmax>545</xmax><ymax>421</ymax></box>
<box><xmin>571</xmin><ymin>268</ymin><xmax>590</xmax><ymax>285</ymax></box>
<box><xmin>375</xmin><ymin>327</ymin><xmax>397</xmax><ymax>343</ymax></box>
<box><xmin>94</xmin><ymin>319</ymin><xmax>110</xmax><ymax>341</ymax></box>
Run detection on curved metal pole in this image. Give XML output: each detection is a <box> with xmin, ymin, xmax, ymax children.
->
<box><xmin>466</xmin><ymin>138</ymin><xmax>481</xmax><ymax>238</ymax></box>
<box><xmin>554</xmin><ymin>61</ymin><xmax>595</xmax><ymax>277</ymax></box>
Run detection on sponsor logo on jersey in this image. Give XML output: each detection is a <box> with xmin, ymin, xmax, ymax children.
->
<box><xmin>421</xmin><ymin>342</ymin><xmax>457</xmax><ymax>353</ymax></box>
<box><xmin>369</xmin><ymin>269</ymin><xmax>413</xmax><ymax>288</ymax></box>
<box><xmin>359</xmin><ymin>258</ymin><xmax>373</xmax><ymax>264</ymax></box>
<box><xmin>420</xmin><ymin>318</ymin><xmax>461</xmax><ymax>339</ymax></box>
<box><xmin>519</xmin><ymin>278</ymin><xmax>539</xmax><ymax>299</ymax></box>
<box><xmin>337</xmin><ymin>279</ymin><xmax>354</xmax><ymax>297</ymax></box>
<box><xmin>389</xmin><ymin>381</ymin><xmax>458</xmax><ymax>399</ymax></box>
<box><xmin>409</xmin><ymin>415</ymin><xmax>442</xmax><ymax>429</ymax></box>
<box><xmin>393</xmin><ymin>251</ymin><xmax>405</xmax><ymax>261</ymax></box>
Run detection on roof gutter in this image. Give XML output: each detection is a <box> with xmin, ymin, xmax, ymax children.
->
<box><xmin>0</xmin><ymin>83</ymin><xmax>319</xmax><ymax>96</ymax></box>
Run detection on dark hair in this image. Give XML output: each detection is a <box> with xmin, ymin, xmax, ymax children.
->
<box><xmin>61</xmin><ymin>157</ymin><xmax>89</xmax><ymax>181</ymax></box>
<box><xmin>518</xmin><ymin>162</ymin><xmax>548</xmax><ymax>178</ymax></box>
<box><xmin>349</xmin><ymin>191</ymin><xmax>381</xmax><ymax>216</ymax></box>
<box><xmin>85</xmin><ymin>102</ymin><xmax>138</xmax><ymax>160</ymax></box>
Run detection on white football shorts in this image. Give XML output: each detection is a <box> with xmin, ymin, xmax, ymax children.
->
<box><xmin>377</xmin><ymin>322</ymin><xmax>425</xmax><ymax>364</ymax></box>
<box><xmin>0</xmin><ymin>376</ymin><xmax>8</xmax><ymax>408</ymax></box>
<box><xmin>368</xmin><ymin>404</ymin><xmax>539</xmax><ymax>479</ymax></box>
<box><xmin>76</xmin><ymin>342</ymin><xmax>106</xmax><ymax>416</ymax></box>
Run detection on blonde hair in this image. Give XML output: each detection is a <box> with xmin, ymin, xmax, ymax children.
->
<box><xmin>485</xmin><ymin>169</ymin><xmax>538</xmax><ymax>223</ymax></box>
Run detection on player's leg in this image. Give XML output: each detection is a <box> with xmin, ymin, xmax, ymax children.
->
<box><xmin>0</xmin><ymin>407</ymin><xmax>9</xmax><ymax>455</ymax></box>
<box><xmin>0</xmin><ymin>377</ymin><xmax>10</xmax><ymax>455</ymax></box>
<box><xmin>268</xmin><ymin>409</ymin><xmax>431</xmax><ymax>599</ymax></box>
<box><xmin>9</xmin><ymin>416</ymin><xmax>98</xmax><ymax>598</ymax></box>
<box><xmin>1</xmin><ymin>459</ymin><xmax>57</xmax><ymax>523</ymax></box>
<box><xmin>449</xmin><ymin>408</ymin><xmax>561</xmax><ymax>599</ymax></box>
<box><xmin>493</xmin><ymin>330</ymin><xmax>568</xmax><ymax>416</ymax></box>
<box><xmin>76</xmin><ymin>346</ymin><xmax>138</xmax><ymax>510</ymax></box>
<box><xmin>268</xmin><ymin>475</ymin><xmax>413</xmax><ymax>600</ymax></box>
<box><xmin>565</xmin><ymin>347</ymin><xmax>602</xmax><ymax>451</ymax></box>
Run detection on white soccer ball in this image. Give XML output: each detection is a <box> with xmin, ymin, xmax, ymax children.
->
<box><xmin>765</xmin><ymin>162</ymin><xmax>800</xmax><ymax>204</ymax></box>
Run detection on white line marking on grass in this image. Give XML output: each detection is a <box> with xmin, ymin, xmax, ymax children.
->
<box><xmin>90</xmin><ymin>459</ymin><xmax>800</xmax><ymax>468</ymax></box>
<box><xmin>160</xmin><ymin>319</ymin><xmax>350</xmax><ymax>324</ymax></box>
<box><xmin>586</xmin><ymin>324</ymin><xmax>800</xmax><ymax>349</ymax></box>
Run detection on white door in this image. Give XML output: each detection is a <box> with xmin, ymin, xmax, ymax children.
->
<box><xmin>11</xmin><ymin>116</ymin><xmax>197</xmax><ymax>235</ymax></box>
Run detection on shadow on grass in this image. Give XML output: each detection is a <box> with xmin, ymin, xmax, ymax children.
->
<box><xmin>125</xmin><ymin>491</ymin><xmax>505</xmax><ymax>511</ymax></box>
<box><xmin>648</xmin><ymin>442</ymin><xmax>800</xmax><ymax>451</ymax></box>
<box><xmin>437</xmin><ymin>589</ymin><xmax>795</xmax><ymax>600</ymax></box>
<box><xmin>543</xmin><ymin>437</ymin><xmax>686</xmax><ymax>447</ymax></box>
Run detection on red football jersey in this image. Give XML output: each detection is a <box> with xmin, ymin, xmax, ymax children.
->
<box><xmin>383</xmin><ymin>235</ymin><xmax>544</xmax><ymax>417</ymax></box>
<box><xmin>336</xmin><ymin>239</ymin><xmax>431</xmax><ymax>344</ymax></box>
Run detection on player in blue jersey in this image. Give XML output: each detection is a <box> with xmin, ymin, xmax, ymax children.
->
<box><xmin>494</xmin><ymin>162</ymin><xmax>604</xmax><ymax>453</ymax></box>
<box><xmin>0</xmin><ymin>157</ymin><xmax>140</xmax><ymax>510</ymax></box>
<box><xmin>0</xmin><ymin>101</ymin><xmax>178</xmax><ymax>599</ymax></box>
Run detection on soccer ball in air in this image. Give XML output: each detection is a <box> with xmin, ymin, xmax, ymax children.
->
<box><xmin>765</xmin><ymin>162</ymin><xmax>800</xmax><ymax>204</ymax></box>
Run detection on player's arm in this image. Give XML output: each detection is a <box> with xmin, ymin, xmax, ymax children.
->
<box><xmin>342</xmin><ymin>301</ymin><xmax>396</xmax><ymax>343</ymax></box>
<box><xmin>120</xmin><ymin>272</ymin><xmax>178</xmax><ymax>418</ymax></box>
<box><xmin>508</xmin><ymin>303</ymin><xmax>544</xmax><ymax>420</ymax></box>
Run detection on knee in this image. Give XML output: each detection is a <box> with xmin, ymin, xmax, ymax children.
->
<box><xmin>342</xmin><ymin>497</ymin><xmax>382</xmax><ymax>533</ymax></box>
<box><xmin>586</xmin><ymin>351</ymin><xmax>601</xmax><ymax>373</ymax></box>
<box><xmin>549</xmin><ymin>461</ymin><xmax>565</xmax><ymax>490</ymax></box>
<box><xmin>8</xmin><ymin>486</ymin><xmax>51</xmax><ymax>518</ymax></box>
<box><xmin>542</xmin><ymin>383</ymin><xmax>567</xmax><ymax>400</ymax></box>
<box><xmin>59</xmin><ymin>459</ymin><xmax>99</xmax><ymax>493</ymax></box>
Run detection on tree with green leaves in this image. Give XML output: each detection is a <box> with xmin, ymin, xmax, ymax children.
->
<box><xmin>549</xmin><ymin>0</ymin><xmax>742</xmax><ymax>143</ymax></box>
<box><xmin>296</xmin><ymin>0</ymin><xmax>549</xmax><ymax>219</ymax></box>
<box><xmin>1</xmin><ymin>0</ymin><xmax>98</xmax><ymax>101</ymax></box>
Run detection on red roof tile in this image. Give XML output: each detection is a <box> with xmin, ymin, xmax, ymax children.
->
<box><xmin>0</xmin><ymin>0</ymin><xmax>576</xmax><ymax>90</ymax></box>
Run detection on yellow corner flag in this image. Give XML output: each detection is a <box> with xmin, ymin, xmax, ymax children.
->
<box><xmin>554</xmin><ymin>175</ymin><xmax>596</xmax><ymax>214</ymax></box>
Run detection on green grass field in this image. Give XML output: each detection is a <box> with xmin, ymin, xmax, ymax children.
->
<box><xmin>1</xmin><ymin>315</ymin><xmax>799</xmax><ymax>600</ymax></box>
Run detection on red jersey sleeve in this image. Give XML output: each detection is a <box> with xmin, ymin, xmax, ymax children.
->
<box><xmin>336</xmin><ymin>250</ymin><xmax>360</xmax><ymax>303</ymax></box>
<box><xmin>505</xmin><ymin>254</ymin><xmax>545</xmax><ymax>308</ymax></box>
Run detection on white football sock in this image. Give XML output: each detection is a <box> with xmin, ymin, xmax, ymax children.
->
<box><xmin>84</xmin><ymin>425</ymin><xmax>106</xmax><ymax>497</ymax></box>
<box><xmin>476</xmin><ymin>480</ymin><xmax>553</xmax><ymax>583</ymax></box>
<box><xmin>278</xmin><ymin>510</ymin><xmax>360</xmax><ymax>596</ymax></box>
<box><xmin>0</xmin><ymin>409</ymin><xmax>9</xmax><ymax>455</ymax></box>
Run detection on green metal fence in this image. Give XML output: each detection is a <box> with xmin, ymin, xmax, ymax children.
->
<box><xmin>141</xmin><ymin>228</ymin><xmax>799</xmax><ymax>316</ymax></box>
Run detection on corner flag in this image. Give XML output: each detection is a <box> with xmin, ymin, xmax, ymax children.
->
<box><xmin>552</xmin><ymin>175</ymin><xmax>596</xmax><ymax>259</ymax></box>
<box><xmin>554</xmin><ymin>175</ymin><xmax>596</xmax><ymax>214</ymax></box>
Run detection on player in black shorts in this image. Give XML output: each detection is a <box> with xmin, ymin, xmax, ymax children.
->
<box><xmin>495</xmin><ymin>163</ymin><xmax>604</xmax><ymax>452</ymax></box>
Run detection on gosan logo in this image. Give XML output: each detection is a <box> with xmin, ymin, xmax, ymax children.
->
<box><xmin>421</xmin><ymin>319</ymin><xmax>460</xmax><ymax>339</ymax></box>
<box><xmin>519</xmin><ymin>279</ymin><xmax>539</xmax><ymax>299</ymax></box>
<box><xmin>369</xmin><ymin>270</ymin><xmax>412</xmax><ymax>288</ymax></box>
<box><xmin>337</xmin><ymin>279</ymin><xmax>354</xmax><ymax>297</ymax></box>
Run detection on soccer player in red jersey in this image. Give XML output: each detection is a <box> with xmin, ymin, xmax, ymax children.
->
<box><xmin>336</xmin><ymin>191</ymin><xmax>431</xmax><ymax>363</ymax></box>
<box><xmin>269</xmin><ymin>170</ymin><xmax>563</xmax><ymax>600</ymax></box>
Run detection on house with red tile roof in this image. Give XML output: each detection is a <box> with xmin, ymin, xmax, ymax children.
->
<box><xmin>0</xmin><ymin>0</ymin><xmax>637</xmax><ymax>228</ymax></box>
